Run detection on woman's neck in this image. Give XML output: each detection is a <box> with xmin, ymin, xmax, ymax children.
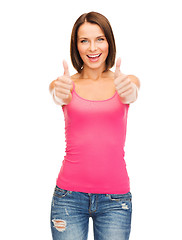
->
<box><xmin>80</xmin><ymin>64</ymin><xmax>106</xmax><ymax>81</ymax></box>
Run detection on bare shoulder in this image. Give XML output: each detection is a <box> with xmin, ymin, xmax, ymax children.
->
<box><xmin>104</xmin><ymin>70</ymin><xmax>114</xmax><ymax>79</ymax></box>
<box><xmin>70</xmin><ymin>73</ymin><xmax>80</xmax><ymax>93</ymax></box>
<box><xmin>71</xmin><ymin>73</ymin><xmax>80</xmax><ymax>82</ymax></box>
<box><xmin>109</xmin><ymin>69</ymin><xmax>140</xmax><ymax>89</ymax></box>
<box><xmin>128</xmin><ymin>75</ymin><xmax>141</xmax><ymax>89</ymax></box>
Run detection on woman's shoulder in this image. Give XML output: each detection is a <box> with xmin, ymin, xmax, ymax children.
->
<box><xmin>71</xmin><ymin>73</ymin><xmax>80</xmax><ymax>81</ymax></box>
<box><xmin>104</xmin><ymin>70</ymin><xmax>114</xmax><ymax>78</ymax></box>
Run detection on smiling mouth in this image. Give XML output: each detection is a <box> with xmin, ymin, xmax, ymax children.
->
<box><xmin>86</xmin><ymin>53</ymin><xmax>102</xmax><ymax>62</ymax></box>
<box><xmin>87</xmin><ymin>53</ymin><xmax>102</xmax><ymax>58</ymax></box>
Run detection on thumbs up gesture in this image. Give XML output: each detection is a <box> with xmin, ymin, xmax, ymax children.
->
<box><xmin>53</xmin><ymin>60</ymin><xmax>73</xmax><ymax>105</ymax></box>
<box><xmin>114</xmin><ymin>58</ymin><xmax>139</xmax><ymax>104</ymax></box>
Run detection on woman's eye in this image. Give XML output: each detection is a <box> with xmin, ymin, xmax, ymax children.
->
<box><xmin>98</xmin><ymin>38</ymin><xmax>104</xmax><ymax>41</ymax></box>
<box><xmin>81</xmin><ymin>40</ymin><xmax>88</xmax><ymax>43</ymax></box>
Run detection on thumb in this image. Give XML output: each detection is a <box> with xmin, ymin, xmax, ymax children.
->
<box><xmin>63</xmin><ymin>60</ymin><xmax>70</xmax><ymax>77</ymax></box>
<box><xmin>114</xmin><ymin>57</ymin><xmax>121</xmax><ymax>78</ymax></box>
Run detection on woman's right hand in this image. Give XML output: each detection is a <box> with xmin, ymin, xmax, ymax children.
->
<box><xmin>52</xmin><ymin>60</ymin><xmax>73</xmax><ymax>105</ymax></box>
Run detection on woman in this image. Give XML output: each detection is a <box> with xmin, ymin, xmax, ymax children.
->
<box><xmin>49</xmin><ymin>11</ymin><xmax>140</xmax><ymax>240</ymax></box>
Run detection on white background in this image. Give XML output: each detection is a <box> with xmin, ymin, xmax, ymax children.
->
<box><xmin>0</xmin><ymin>0</ymin><xmax>182</xmax><ymax>239</ymax></box>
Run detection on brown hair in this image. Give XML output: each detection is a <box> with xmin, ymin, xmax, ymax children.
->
<box><xmin>70</xmin><ymin>11</ymin><xmax>116</xmax><ymax>73</ymax></box>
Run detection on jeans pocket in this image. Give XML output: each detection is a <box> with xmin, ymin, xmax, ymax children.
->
<box><xmin>53</xmin><ymin>185</ymin><xmax>72</xmax><ymax>198</ymax></box>
<box><xmin>106</xmin><ymin>192</ymin><xmax>132</xmax><ymax>202</ymax></box>
<box><xmin>106</xmin><ymin>192</ymin><xmax>132</xmax><ymax>212</ymax></box>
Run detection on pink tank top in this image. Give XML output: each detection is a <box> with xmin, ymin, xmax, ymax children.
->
<box><xmin>56</xmin><ymin>81</ymin><xmax>130</xmax><ymax>194</ymax></box>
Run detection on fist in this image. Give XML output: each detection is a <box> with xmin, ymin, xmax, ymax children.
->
<box><xmin>114</xmin><ymin>58</ymin><xmax>138</xmax><ymax>104</ymax></box>
<box><xmin>54</xmin><ymin>60</ymin><xmax>73</xmax><ymax>102</ymax></box>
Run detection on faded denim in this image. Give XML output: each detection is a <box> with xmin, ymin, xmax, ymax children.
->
<box><xmin>50</xmin><ymin>185</ymin><xmax>132</xmax><ymax>240</ymax></box>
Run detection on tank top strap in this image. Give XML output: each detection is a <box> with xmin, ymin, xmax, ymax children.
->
<box><xmin>72</xmin><ymin>80</ymin><xmax>76</xmax><ymax>92</ymax></box>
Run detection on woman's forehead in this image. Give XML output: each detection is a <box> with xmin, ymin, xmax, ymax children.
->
<box><xmin>77</xmin><ymin>22</ymin><xmax>105</xmax><ymax>38</ymax></box>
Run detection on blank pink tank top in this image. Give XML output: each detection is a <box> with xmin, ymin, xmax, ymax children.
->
<box><xmin>56</xmin><ymin>81</ymin><xmax>130</xmax><ymax>194</ymax></box>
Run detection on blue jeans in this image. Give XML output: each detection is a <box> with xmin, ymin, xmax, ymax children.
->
<box><xmin>50</xmin><ymin>185</ymin><xmax>132</xmax><ymax>240</ymax></box>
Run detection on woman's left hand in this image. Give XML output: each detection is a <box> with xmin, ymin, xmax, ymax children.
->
<box><xmin>114</xmin><ymin>58</ymin><xmax>139</xmax><ymax>104</ymax></box>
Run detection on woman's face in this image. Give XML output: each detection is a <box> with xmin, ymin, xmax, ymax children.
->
<box><xmin>77</xmin><ymin>22</ymin><xmax>109</xmax><ymax>71</ymax></box>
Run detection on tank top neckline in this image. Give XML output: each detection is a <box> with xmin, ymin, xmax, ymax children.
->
<box><xmin>72</xmin><ymin>81</ymin><xmax>117</xmax><ymax>102</ymax></box>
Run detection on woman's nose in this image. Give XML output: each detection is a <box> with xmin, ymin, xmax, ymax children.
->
<box><xmin>89</xmin><ymin>41</ymin><xmax>97</xmax><ymax>51</ymax></box>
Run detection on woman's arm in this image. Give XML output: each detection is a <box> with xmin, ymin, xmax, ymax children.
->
<box><xmin>114</xmin><ymin>58</ymin><xmax>140</xmax><ymax>104</ymax></box>
<box><xmin>127</xmin><ymin>74</ymin><xmax>140</xmax><ymax>103</ymax></box>
<box><xmin>49</xmin><ymin>60</ymin><xmax>73</xmax><ymax>106</ymax></box>
<box><xmin>120</xmin><ymin>75</ymin><xmax>140</xmax><ymax>104</ymax></box>
<box><xmin>49</xmin><ymin>79</ymin><xmax>72</xmax><ymax>106</ymax></box>
<box><xmin>49</xmin><ymin>80</ymin><xmax>56</xmax><ymax>94</ymax></box>
<box><xmin>128</xmin><ymin>75</ymin><xmax>140</xmax><ymax>90</ymax></box>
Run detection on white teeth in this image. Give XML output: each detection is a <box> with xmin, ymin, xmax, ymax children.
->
<box><xmin>88</xmin><ymin>54</ymin><xmax>101</xmax><ymax>58</ymax></box>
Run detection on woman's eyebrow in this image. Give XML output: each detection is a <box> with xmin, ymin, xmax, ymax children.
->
<box><xmin>78</xmin><ymin>35</ymin><xmax>105</xmax><ymax>39</ymax></box>
<box><xmin>96</xmin><ymin>35</ymin><xmax>105</xmax><ymax>38</ymax></box>
<box><xmin>78</xmin><ymin>37</ymin><xmax>88</xmax><ymax>39</ymax></box>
